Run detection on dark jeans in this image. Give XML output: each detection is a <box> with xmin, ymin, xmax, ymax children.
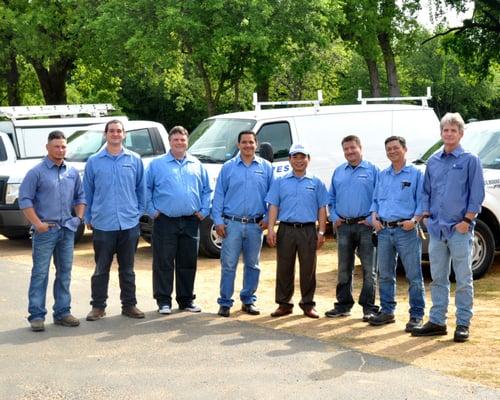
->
<box><xmin>275</xmin><ymin>223</ymin><xmax>317</xmax><ymax>309</ymax></box>
<box><xmin>152</xmin><ymin>214</ymin><xmax>199</xmax><ymax>308</ymax></box>
<box><xmin>90</xmin><ymin>225</ymin><xmax>140</xmax><ymax>309</ymax></box>
<box><xmin>335</xmin><ymin>223</ymin><xmax>378</xmax><ymax>313</ymax></box>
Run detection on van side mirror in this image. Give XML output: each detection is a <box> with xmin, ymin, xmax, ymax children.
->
<box><xmin>259</xmin><ymin>142</ymin><xmax>274</xmax><ymax>163</ymax></box>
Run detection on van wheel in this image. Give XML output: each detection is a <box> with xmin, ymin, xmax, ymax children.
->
<box><xmin>470</xmin><ymin>220</ymin><xmax>495</xmax><ymax>280</ymax></box>
<box><xmin>199</xmin><ymin>218</ymin><xmax>222</xmax><ymax>258</ymax></box>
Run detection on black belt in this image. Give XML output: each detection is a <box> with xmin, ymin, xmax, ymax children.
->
<box><xmin>380</xmin><ymin>219</ymin><xmax>405</xmax><ymax>228</ymax></box>
<box><xmin>161</xmin><ymin>213</ymin><xmax>197</xmax><ymax>220</ymax></box>
<box><xmin>341</xmin><ymin>215</ymin><xmax>369</xmax><ymax>224</ymax></box>
<box><xmin>223</xmin><ymin>215</ymin><xmax>263</xmax><ymax>224</ymax></box>
<box><xmin>280</xmin><ymin>221</ymin><xmax>316</xmax><ymax>228</ymax></box>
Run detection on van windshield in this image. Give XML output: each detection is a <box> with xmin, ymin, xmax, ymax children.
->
<box><xmin>189</xmin><ymin>118</ymin><xmax>256</xmax><ymax>163</ymax></box>
<box><xmin>417</xmin><ymin>123</ymin><xmax>500</xmax><ymax>169</ymax></box>
<box><xmin>66</xmin><ymin>130</ymin><xmax>105</xmax><ymax>162</ymax></box>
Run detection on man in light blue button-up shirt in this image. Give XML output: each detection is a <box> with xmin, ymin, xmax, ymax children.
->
<box><xmin>369</xmin><ymin>136</ymin><xmax>425</xmax><ymax>331</ymax></box>
<box><xmin>84</xmin><ymin>120</ymin><xmax>146</xmax><ymax>321</ymax></box>
<box><xmin>19</xmin><ymin>131</ymin><xmax>85</xmax><ymax>331</ymax></box>
<box><xmin>212</xmin><ymin>131</ymin><xmax>274</xmax><ymax>317</ymax></box>
<box><xmin>326</xmin><ymin>135</ymin><xmax>380</xmax><ymax>321</ymax></box>
<box><xmin>146</xmin><ymin>125</ymin><xmax>211</xmax><ymax>314</ymax></box>
<box><xmin>413</xmin><ymin>113</ymin><xmax>485</xmax><ymax>342</ymax></box>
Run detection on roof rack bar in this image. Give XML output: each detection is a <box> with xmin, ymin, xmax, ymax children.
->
<box><xmin>253</xmin><ymin>90</ymin><xmax>323</xmax><ymax>111</ymax></box>
<box><xmin>0</xmin><ymin>104</ymin><xmax>115</xmax><ymax>119</ymax></box>
<box><xmin>357</xmin><ymin>87</ymin><xmax>432</xmax><ymax>107</ymax></box>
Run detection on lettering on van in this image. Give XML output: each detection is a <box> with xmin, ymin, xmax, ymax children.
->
<box><xmin>273</xmin><ymin>163</ymin><xmax>290</xmax><ymax>176</ymax></box>
<box><xmin>484</xmin><ymin>179</ymin><xmax>500</xmax><ymax>189</ymax></box>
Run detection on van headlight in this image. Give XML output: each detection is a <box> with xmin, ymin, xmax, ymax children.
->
<box><xmin>5</xmin><ymin>183</ymin><xmax>20</xmax><ymax>204</ymax></box>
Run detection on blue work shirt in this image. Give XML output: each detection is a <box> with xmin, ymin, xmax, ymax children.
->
<box><xmin>422</xmin><ymin>145</ymin><xmax>484</xmax><ymax>239</ymax></box>
<box><xmin>84</xmin><ymin>147</ymin><xmax>145</xmax><ymax>231</ymax></box>
<box><xmin>370</xmin><ymin>162</ymin><xmax>423</xmax><ymax>221</ymax></box>
<box><xmin>265</xmin><ymin>171</ymin><xmax>329</xmax><ymax>223</ymax></box>
<box><xmin>211</xmin><ymin>155</ymin><xmax>274</xmax><ymax>226</ymax></box>
<box><xmin>146</xmin><ymin>152</ymin><xmax>212</xmax><ymax>218</ymax></box>
<box><xmin>19</xmin><ymin>157</ymin><xmax>86</xmax><ymax>232</ymax></box>
<box><xmin>329</xmin><ymin>160</ymin><xmax>379</xmax><ymax>223</ymax></box>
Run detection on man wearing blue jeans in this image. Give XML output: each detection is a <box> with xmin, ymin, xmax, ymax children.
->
<box><xmin>84</xmin><ymin>120</ymin><xmax>146</xmax><ymax>321</ymax></box>
<box><xmin>326</xmin><ymin>135</ymin><xmax>379</xmax><ymax>321</ymax></box>
<box><xmin>212</xmin><ymin>131</ymin><xmax>274</xmax><ymax>317</ymax></box>
<box><xmin>146</xmin><ymin>126</ymin><xmax>211</xmax><ymax>315</ymax></box>
<box><xmin>413</xmin><ymin>113</ymin><xmax>484</xmax><ymax>342</ymax></box>
<box><xmin>19</xmin><ymin>130</ymin><xmax>86</xmax><ymax>332</ymax></box>
<box><xmin>369</xmin><ymin>136</ymin><xmax>425</xmax><ymax>332</ymax></box>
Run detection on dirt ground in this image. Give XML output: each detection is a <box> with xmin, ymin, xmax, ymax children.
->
<box><xmin>4</xmin><ymin>233</ymin><xmax>499</xmax><ymax>388</ymax></box>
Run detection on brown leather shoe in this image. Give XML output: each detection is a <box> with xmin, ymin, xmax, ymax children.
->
<box><xmin>304</xmin><ymin>307</ymin><xmax>320</xmax><ymax>319</ymax></box>
<box><xmin>271</xmin><ymin>305</ymin><xmax>293</xmax><ymax>317</ymax></box>
<box><xmin>54</xmin><ymin>314</ymin><xmax>80</xmax><ymax>327</ymax></box>
<box><xmin>86</xmin><ymin>307</ymin><xmax>106</xmax><ymax>321</ymax></box>
<box><xmin>122</xmin><ymin>305</ymin><xmax>145</xmax><ymax>319</ymax></box>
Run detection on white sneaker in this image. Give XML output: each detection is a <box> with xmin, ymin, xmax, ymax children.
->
<box><xmin>158</xmin><ymin>305</ymin><xmax>172</xmax><ymax>314</ymax></box>
<box><xmin>181</xmin><ymin>303</ymin><xmax>202</xmax><ymax>313</ymax></box>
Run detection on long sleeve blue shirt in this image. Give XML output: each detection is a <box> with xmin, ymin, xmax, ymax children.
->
<box><xmin>422</xmin><ymin>145</ymin><xmax>485</xmax><ymax>239</ymax></box>
<box><xmin>211</xmin><ymin>155</ymin><xmax>274</xmax><ymax>226</ymax></box>
<box><xmin>145</xmin><ymin>152</ymin><xmax>212</xmax><ymax>218</ymax></box>
<box><xmin>328</xmin><ymin>160</ymin><xmax>379</xmax><ymax>223</ymax></box>
<box><xmin>370</xmin><ymin>162</ymin><xmax>423</xmax><ymax>221</ymax></box>
<box><xmin>19</xmin><ymin>157</ymin><xmax>86</xmax><ymax>232</ymax></box>
<box><xmin>83</xmin><ymin>147</ymin><xmax>145</xmax><ymax>231</ymax></box>
<box><xmin>265</xmin><ymin>171</ymin><xmax>329</xmax><ymax>223</ymax></box>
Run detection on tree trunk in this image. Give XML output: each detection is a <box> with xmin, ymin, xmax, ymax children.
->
<box><xmin>255</xmin><ymin>78</ymin><xmax>270</xmax><ymax>103</ymax></box>
<box><xmin>194</xmin><ymin>59</ymin><xmax>216</xmax><ymax>116</ymax></box>
<box><xmin>364</xmin><ymin>57</ymin><xmax>381</xmax><ymax>98</ymax></box>
<box><xmin>233</xmin><ymin>79</ymin><xmax>240</xmax><ymax>111</ymax></box>
<box><xmin>6</xmin><ymin>51</ymin><xmax>21</xmax><ymax>106</ymax></box>
<box><xmin>377</xmin><ymin>32</ymin><xmax>401</xmax><ymax>97</ymax></box>
<box><xmin>30</xmin><ymin>58</ymin><xmax>73</xmax><ymax>104</ymax></box>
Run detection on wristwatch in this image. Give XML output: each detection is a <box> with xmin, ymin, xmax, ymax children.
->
<box><xmin>318</xmin><ymin>231</ymin><xmax>325</xmax><ymax>236</ymax></box>
<box><xmin>463</xmin><ymin>217</ymin><xmax>473</xmax><ymax>224</ymax></box>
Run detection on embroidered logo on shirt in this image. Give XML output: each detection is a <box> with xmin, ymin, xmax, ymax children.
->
<box><xmin>401</xmin><ymin>181</ymin><xmax>411</xmax><ymax>189</ymax></box>
<box><xmin>306</xmin><ymin>186</ymin><xmax>315</xmax><ymax>191</ymax></box>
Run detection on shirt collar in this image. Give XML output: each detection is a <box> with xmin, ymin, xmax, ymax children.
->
<box><xmin>343</xmin><ymin>160</ymin><xmax>368</xmax><ymax>170</ymax></box>
<box><xmin>43</xmin><ymin>156</ymin><xmax>65</xmax><ymax>169</ymax></box>
<box><xmin>235</xmin><ymin>154</ymin><xmax>261</xmax><ymax>165</ymax></box>
<box><xmin>165</xmin><ymin>151</ymin><xmax>196</xmax><ymax>163</ymax></box>
<box><xmin>97</xmin><ymin>146</ymin><xmax>132</xmax><ymax>159</ymax></box>
<box><xmin>389</xmin><ymin>162</ymin><xmax>411</xmax><ymax>175</ymax></box>
<box><xmin>439</xmin><ymin>145</ymin><xmax>464</xmax><ymax>159</ymax></box>
<box><xmin>284</xmin><ymin>170</ymin><xmax>313</xmax><ymax>180</ymax></box>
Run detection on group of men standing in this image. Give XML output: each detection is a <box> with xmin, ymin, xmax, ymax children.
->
<box><xmin>19</xmin><ymin>112</ymin><xmax>484</xmax><ymax>343</ymax></box>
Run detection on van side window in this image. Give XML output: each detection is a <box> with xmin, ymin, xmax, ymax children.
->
<box><xmin>0</xmin><ymin>137</ymin><xmax>7</xmax><ymax>161</ymax></box>
<box><xmin>257</xmin><ymin>122</ymin><xmax>292</xmax><ymax>160</ymax></box>
<box><xmin>124</xmin><ymin>129</ymin><xmax>155</xmax><ymax>156</ymax></box>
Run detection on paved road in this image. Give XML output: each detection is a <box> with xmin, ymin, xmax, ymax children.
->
<box><xmin>1</xmin><ymin>260</ymin><xmax>499</xmax><ymax>400</ymax></box>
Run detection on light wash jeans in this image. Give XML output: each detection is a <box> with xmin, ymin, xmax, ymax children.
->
<box><xmin>429</xmin><ymin>230</ymin><xmax>474</xmax><ymax>327</ymax></box>
<box><xmin>218</xmin><ymin>220</ymin><xmax>263</xmax><ymax>308</ymax></box>
<box><xmin>377</xmin><ymin>227</ymin><xmax>425</xmax><ymax>318</ymax></box>
<box><xmin>28</xmin><ymin>228</ymin><xmax>75</xmax><ymax>321</ymax></box>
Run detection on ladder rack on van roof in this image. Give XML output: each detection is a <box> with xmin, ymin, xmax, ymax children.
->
<box><xmin>253</xmin><ymin>90</ymin><xmax>323</xmax><ymax>111</ymax></box>
<box><xmin>0</xmin><ymin>104</ymin><xmax>115</xmax><ymax>120</ymax></box>
<box><xmin>357</xmin><ymin>87</ymin><xmax>432</xmax><ymax>107</ymax></box>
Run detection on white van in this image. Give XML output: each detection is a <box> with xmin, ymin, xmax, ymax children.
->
<box><xmin>0</xmin><ymin>104</ymin><xmax>127</xmax><ymax>240</ymax></box>
<box><xmin>418</xmin><ymin>119</ymin><xmax>500</xmax><ymax>279</ymax></box>
<box><xmin>187</xmin><ymin>90</ymin><xmax>441</xmax><ymax>257</ymax></box>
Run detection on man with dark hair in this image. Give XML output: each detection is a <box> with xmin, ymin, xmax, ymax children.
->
<box><xmin>413</xmin><ymin>112</ymin><xmax>484</xmax><ymax>342</ymax></box>
<box><xmin>212</xmin><ymin>130</ymin><xmax>274</xmax><ymax>317</ymax></box>
<box><xmin>84</xmin><ymin>120</ymin><xmax>146</xmax><ymax>321</ymax></box>
<box><xmin>146</xmin><ymin>125</ymin><xmax>211</xmax><ymax>315</ymax></box>
<box><xmin>266</xmin><ymin>144</ymin><xmax>328</xmax><ymax>318</ymax></box>
<box><xmin>19</xmin><ymin>130</ymin><xmax>86</xmax><ymax>332</ymax></box>
<box><xmin>369</xmin><ymin>136</ymin><xmax>426</xmax><ymax>331</ymax></box>
<box><xmin>325</xmin><ymin>135</ymin><xmax>379</xmax><ymax>321</ymax></box>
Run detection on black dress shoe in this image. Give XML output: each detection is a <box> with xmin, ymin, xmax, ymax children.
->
<box><xmin>411</xmin><ymin>321</ymin><xmax>447</xmax><ymax>336</ymax></box>
<box><xmin>218</xmin><ymin>306</ymin><xmax>230</xmax><ymax>318</ymax></box>
<box><xmin>454</xmin><ymin>325</ymin><xmax>469</xmax><ymax>342</ymax></box>
<box><xmin>405</xmin><ymin>317</ymin><xmax>423</xmax><ymax>333</ymax></box>
<box><xmin>368</xmin><ymin>312</ymin><xmax>395</xmax><ymax>326</ymax></box>
<box><xmin>241</xmin><ymin>303</ymin><xmax>260</xmax><ymax>315</ymax></box>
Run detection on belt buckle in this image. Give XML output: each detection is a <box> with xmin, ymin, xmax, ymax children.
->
<box><xmin>241</xmin><ymin>217</ymin><xmax>249</xmax><ymax>223</ymax></box>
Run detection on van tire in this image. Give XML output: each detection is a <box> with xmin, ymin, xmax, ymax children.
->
<box><xmin>199</xmin><ymin>218</ymin><xmax>222</xmax><ymax>258</ymax></box>
<box><xmin>470</xmin><ymin>220</ymin><xmax>495</xmax><ymax>280</ymax></box>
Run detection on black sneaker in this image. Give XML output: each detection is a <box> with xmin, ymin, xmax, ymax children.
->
<box><xmin>218</xmin><ymin>306</ymin><xmax>230</xmax><ymax>318</ymax></box>
<box><xmin>405</xmin><ymin>317</ymin><xmax>423</xmax><ymax>333</ymax></box>
<box><xmin>411</xmin><ymin>321</ymin><xmax>447</xmax><ymax>337</ymax></box>
<box><xmin>454</xmin><ymin>325</ymin><xmax>469</xmax><ymax>342</ymax></box>
<box><xmin>368</xmin><ymin>312</ymin><xmax>395</xmax><ymax>326</ymax></box>
<box><xmin>362</xmin><ymin>312</ymin><xmax>375</xmax><ymax>322</ymax></box>
<box><xmin>325</xmin><ymin>308</ymin><xmax>350</xmax><ymax>318</ymax></box>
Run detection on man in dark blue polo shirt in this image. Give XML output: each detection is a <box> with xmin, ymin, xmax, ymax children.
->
<box><xmin>19</xmin><ymin>130</ymin><xmax>86</xmax><ymax>332</ymax></box>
